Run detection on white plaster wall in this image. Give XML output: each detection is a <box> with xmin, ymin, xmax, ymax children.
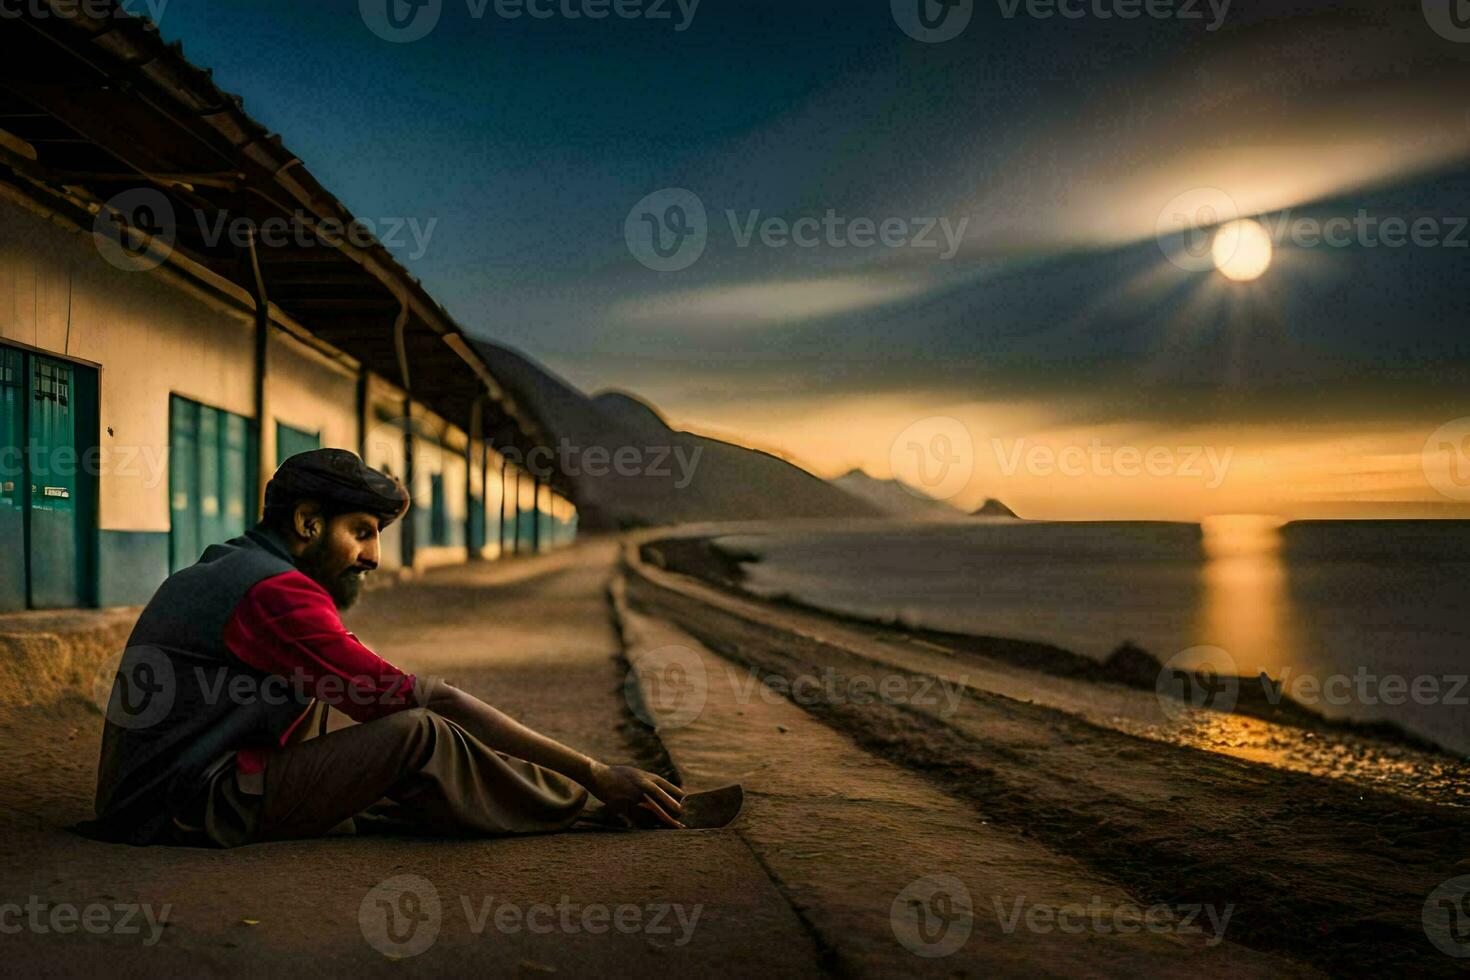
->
<box><xmin>481</xmin><ymin>448</ymin><xmax>506</xmax><ymax>559</ymax></box>
<box><xmin>362</xmin><ymin>377</ymin><xmax>408</xmax><ymax>572</ymax></box>
<box><xmin>265</xmin><ymin>331</ymin><xmax>359</xmax><ymax>473</ymax></box>
<box><xmin>359</xmin><ymin>380</ymin><xmax>478</xmax><ymax>572</ymax></box>
<box><xmin>0</xmin><ymin>193</ymin><xmax>253</xmax><ymax>533</ymax></box>
<box><xmin>0</xmin><ymin>192</ymin><xmax>547</xmax><ymax>571</ymax></box>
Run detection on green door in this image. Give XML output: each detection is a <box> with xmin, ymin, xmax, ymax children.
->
<box><xmin>23</xmin><ymin>354</ymin><xmax>97</xmax><ymax>610</ymax></box>
<box><xmin>468</xmin><ymin>491</ymin><xmax>484</xmax><ymax>553</ymax></box>
<box><xmin>197</xmin><ymin>404</ymin><xmax>224</xmax><ymax>552</ymax></box>
<box><xmin>0</xmin><ymin>346</ymin><xmax>99</xmax><ymax>611</ymax></box>
<box><xmin>223</xmin><ymin>414</ymin><xmax>250</xmax><ymax>535</ymax></box>
<box><xmin>168</xmin><ymin>396</ymin><xmax>200</xmax><ymax>572</ymax></box>
<box><xmin>276</xmin><ymin>421</ymin><xmax>320</xmax><ymax>467</ymax></box>
<box><xmin>429</xmin><ymin>473</ymin><xmax>447</xmax><ymax>546</ymax></box>
<box><xmin>169</xmin><ymin>395</ymin><xmax>256</xmax><ymax>572</ymax></box>
<box><xmin>0</xmin><ymin>347</ymin><xmax>24</xmax><ymax>611</ymax></box>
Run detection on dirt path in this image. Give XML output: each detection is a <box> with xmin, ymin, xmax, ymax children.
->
<box><xmin>7</xmin><ymin>533</ymin><xmax>1467</xmax><ymax>976</ymax></box>
<box><xmin>622</xmin><ymin>543</ymin><xmax>1470</xmax><ymax>977</ymax></box>
<box><xmin>0</xmin><ymin>542</ymin><xmax>821</xmax><ymax>977</ymax></box>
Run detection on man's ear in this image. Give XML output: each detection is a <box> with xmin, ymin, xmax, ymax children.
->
<box><xmin>292</xmin><ymin>500</ymin><xmax>326</xmax><ymax>542</ymax></box>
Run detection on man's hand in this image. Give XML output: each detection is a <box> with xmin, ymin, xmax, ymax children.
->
<box><xmin>588</xmin><ymin>762</ymin><xmax>687</xmax><ymax>829</ymax></box>
<box><xmin>421</xmin><ymin>682</ymin><xmax>688</xmax><ymax>827</ymax></box>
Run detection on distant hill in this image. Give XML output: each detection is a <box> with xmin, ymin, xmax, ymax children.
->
<box><xmin>589</xmin><ymin>390</ymin><xmax>670</xmax><ymax>437</ymax></box>
<box><xmin>971</xmin><ymin>498</ymin><xmax>1020</xmax><ymax>519</ymax></box>
<box><xmin>470</xmin><ymin>340</ymin><xmax>883</xmax><ymax>530</ymax></box>
<box><xmin>829</xmin><ymin>470</ymin><xmax>968</xmax><ymax>522</ymax></box>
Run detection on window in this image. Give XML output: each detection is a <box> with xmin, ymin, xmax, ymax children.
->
<box><xmin>33</xmin><ymin>360</ymin><xmax>69</xmax><ymax>406</ymax></box>
<box><xmin>169</xmin><ymin>395</ymin><xmax>256</xmax><ymax>572</ymax></box>
<box><xmin>276</xmin><ymin>421</ymin><xmax>321</xmax><ymax>467</ymax></box>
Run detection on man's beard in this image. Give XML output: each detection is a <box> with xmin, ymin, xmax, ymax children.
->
<box><xmin>295</xmin><ymin>538</ymin><xmax>367</xmax><ymax>610</ymax></box>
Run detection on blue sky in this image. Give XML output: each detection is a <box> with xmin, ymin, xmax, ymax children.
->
<box><xmin>145</xmin><ymin>0</ymin><xmax>1470</xmax><ymax>516</ymax></box>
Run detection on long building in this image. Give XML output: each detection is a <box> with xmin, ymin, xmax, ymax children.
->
<box><xmin>0</xmin><ymin>3</ymin><xmax>575</xmax><ymax>613</ymax></box>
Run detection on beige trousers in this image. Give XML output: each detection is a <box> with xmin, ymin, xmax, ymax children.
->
<box><xmin>198</xmin><ymin>705</ymin><xmax>589</xmax><ymax>847</ymax></box>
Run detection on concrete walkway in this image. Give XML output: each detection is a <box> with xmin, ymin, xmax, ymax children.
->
<box><xmin>612</xmin><ymin>575</ymin><xmax>1309</xmax><ymax>978</ymax></box>
<box><xmin>0</xmin><ymin>541</ymin><xmax>822</xmax><ymax>977</ymax></box>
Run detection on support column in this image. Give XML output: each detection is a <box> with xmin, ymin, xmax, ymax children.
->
<box><xmin>479</xmin><ymin>437</ymin><xmax>489</xmax><ymax>560</ymax></box>
<box><xmin>497</xmin><ymin>453</ymin><xmax>507</xmax><ymax>559</ymax></box>
<box><xmin>511</xmin><ymin>466</ymin><xmax>522</xmax><ymax>556</ymax></box>
<box><xmin>531</xmin><ymin>479</ymin><xmax>542</xmax><ymax>554</ymax></box>
<box><xmin>246</xmin><ymin>233</ymin><xmax>270</xmax><ymax>521</ymax></box>
<box><xmin>400</xmin><ymin>397</ymin><xmax>415</xmax><ymax>570</ymax></box>
<box><xmin>394</xmin><ymin>303</ymin><xmax>415</xmax><ymax>572</ymax></box>
<box><xmin>355</xmin><ymin>366</ymin><xmax>369</xmax><ymax>460</ymax></box>
<box><xmin>465</xmin><ymin>399</ymin><xmax>481</xmax><ymax>560</ymax></box>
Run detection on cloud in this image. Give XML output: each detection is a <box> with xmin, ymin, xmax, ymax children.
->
<box><xmin>609</xmin><ymin>273</ymin><xmax>933</xmax><ymax>329</ymax></box>
<box><xmin>943</xmin><ymin>10</ymin><xmax>1470</xmax><ymax>259</ymax></box>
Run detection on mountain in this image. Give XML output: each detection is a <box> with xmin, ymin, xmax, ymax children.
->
<box><xmin>971</xmin><ymin>498</ymin><xmax>1020</xmax><ymax>519</ymax></box>
<box><xmin>470</xmin><ymin>340</ymin><xmax>883</xmax><ymax>530</ymax></box>
<box><xmin>829</xmin><ymin>470</ymin><xmax>968</xmax><ymax>522</ymax></box>
<box><xmin>589</xmin><ymin>390</ymin><xmax>670</xmax><ymax>437</ymax></box>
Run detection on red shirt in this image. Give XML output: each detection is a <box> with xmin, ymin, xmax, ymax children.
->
<box><xmin>222</xmin><ymin>570</ymin><xmax>416</xmax><ymax>773</ymax></box>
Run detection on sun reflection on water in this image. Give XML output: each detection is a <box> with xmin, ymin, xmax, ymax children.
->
<box><xmin>1197</xmin><ymin>514</ymin><xmax>1295</xmax><ymax>679</ymax></box>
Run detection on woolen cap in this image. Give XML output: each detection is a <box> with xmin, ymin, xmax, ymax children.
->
<box><xmin>264</xmin><ymin>449</ymin><xmax>410</xmax><ymax>526</ymax></box>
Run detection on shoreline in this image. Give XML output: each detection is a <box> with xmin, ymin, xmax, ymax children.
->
<box><xmin>640</xmin><ymin>535</ymin><xmax>1456</xmax><ymax>758</ymax></box>
<box><xmin>639</xmin><ymin>534</ymin><xmax>1468</xmax><ymax>801</ymax></box>
<box><xmin>622</xmin><ymin>537</ymin><xmax>1470</xmax><ymax>974</ymax></box>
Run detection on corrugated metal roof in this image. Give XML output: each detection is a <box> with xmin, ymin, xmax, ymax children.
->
<box><xmin>0</xmin><ymin>0</ymin><xmax>569</xmax><ymax>493</ymax></box>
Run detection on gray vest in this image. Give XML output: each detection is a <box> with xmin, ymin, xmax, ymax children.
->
<box><xmin>86</xmin><ymin>528</ymin><xmax>313</xmax><ymax>845</ymax></box>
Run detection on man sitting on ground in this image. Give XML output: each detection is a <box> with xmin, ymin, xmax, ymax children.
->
<box><xmin>84</xmin><ymin>449</ymin><xmax>683</xmax><ymax>847</ymax></box>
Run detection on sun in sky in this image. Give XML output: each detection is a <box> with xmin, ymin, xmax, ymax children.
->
<box><xmin>1212</xmin><ymin>218</ymin><xmax>1274</xmax><ymax>281</ymax></box>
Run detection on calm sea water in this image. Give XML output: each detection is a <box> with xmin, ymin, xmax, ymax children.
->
<box><xmin>716</xmin><ymin>520</ymin><xmax>1470</xmax><ymax>754</ymax></box>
